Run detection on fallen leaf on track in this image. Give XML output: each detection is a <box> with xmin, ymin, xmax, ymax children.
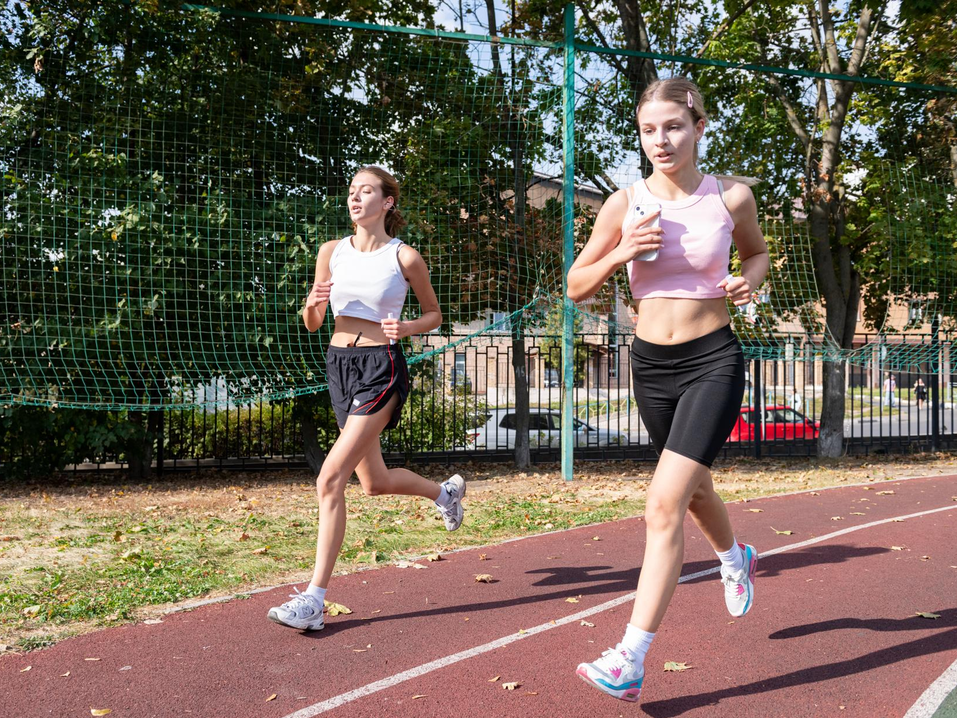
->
<box><xmin>664</xmin><ymin>662</ymin><xmax>692</xmax><ymax>672</ymax></box>
<box><xmin>479</xmin><ymin>554</ymin><xmax>488</xmax><ymax>561</ymax></box>
<box><xmin>851</xmin><ymin>512</ymin><xmax>865</xmax><ymax>515</ymax></box>
<box><xmin>91</xmin><ymin>710</ymin><xmax>112</xmax><ymax>717</ymax></box>
<box><xmin>395</xmin><ymin>560</ymin><xmax>426</xmax><ymax>569</ymax></box>
<box><xmin>565</xmin><ymin>597</ymin><xmax>580</xmax><ymax>604</ymax></box>
<box><xmin>60</xmin><ymin>672</ymin><xmax>70</xmax><ymax>677</ymax></box>
<box><xmin>915</xmin><ymin>612</ymin><xmax>941</xmax><ymax>619</ymax></box>
<box><xmin>810</xmin><ymin>492</ymin><xmax>820</xmax><ymax>495</ymax></box>
<box><xmin>746</xmin><ymin>509</ymin><xmax>764</xmax><ymax>513</ymax></box>
<box><xmin>84</xmin><ymin>658</ymin><xmax>101</xmax><ymax>662</ymax></box>
<box><xmin>502</xmin><ymin>682</ymin><xmax>521</xmax><ymax>690</ymax></box>
<box><xmin>891</xmin><ymin>546</ymin><xmax>905</xmax><ymax>551</ymax></box>
<box><xmin>876</xmin><ymin>490</ymin><xmax>895</xmax><ymax>495</ymax></box>
<box><xmin>412</xmin><ymin>695</ymin><xmax>427</xmax><ymax>700</ymax></box>
<box><xmin>265</xmin><ymin>694</ymin><xmax>277</xmax><ymax>702</ymax></box>
<box><xmin>426</xmin><ymin>554</ymin><xmax>442</xmax><ymax>562</ymax></box>
<box><xmin>831</xmin><ymin>516</ymin><xmax>843</xmax><ymax>521</ymax></box>
<box><xmin>19</xmin><ymin>666</ymin><xmax>31</xmax><ymax>673</ymax></box>
<box><xmin>475</xmin><ymin>574</ymin><xmax>494</xmax><ymax>583</ymax></box>
<box><xmin>770</xmin><ymin>527</ymin><xmax>794</xmax><ymax>535</ymax></box>
<box><xmin>324</xmin><ymin>601</ymin><xmax>352</xmax><ymax>617</ymax></box>
<box><xmin>489</xmin><ymin>676</ymin><xmax>500</xmax><ymax>682</ymax></box>
<box><xmin>580</xmin><ymin>620</ymin><xmax>595</xmax><ymax>628</ymax></box>
<box><xmin>591</xmin><ymin>536</ymin><xmax>602</xmax><ymax>541</ymax></box>
<box><xmin>920</xmin><ymin>556</ymin><xmax>931</xmax><ymax>561</ymax></box>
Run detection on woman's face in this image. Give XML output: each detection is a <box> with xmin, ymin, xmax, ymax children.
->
<box><xmin>348</xmin><ymin>172</ymin><xmax>393</xmax><ymax>225</ymax></box>
<box><xmin>637</xmin><ymin>100</ymin><xmax>705</xmax><ymax>173</ymax></box>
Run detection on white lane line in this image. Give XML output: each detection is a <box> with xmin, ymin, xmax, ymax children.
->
<box><xmin>281</xmin><ymin>502</ymin><xmax>957</xmax><ymax>718</ymax></box>
<box><xmin>903</xmin><ymin>657</ymin><xmax>957</xmax><ymax>718</ymax></box>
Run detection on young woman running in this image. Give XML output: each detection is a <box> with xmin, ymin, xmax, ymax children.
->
<box><xmin>267</xmin><ymin>165</ymin><xmax>466</xmax><ymax>631</ymax></box>
<box><xmin>569</xmin><ymin>78</ymin><xmax>769</xmax><ymax>702</ymax></box>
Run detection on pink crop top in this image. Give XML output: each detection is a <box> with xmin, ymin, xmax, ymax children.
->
<box><xmin>623</xmin><ymin>174</ymin><xmax>734</xmax><ymax>300</ymax></box>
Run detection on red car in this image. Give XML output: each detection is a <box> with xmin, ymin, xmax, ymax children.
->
<box><xmin>729</xmin><ymin>405</ymin><xmax>820</xmax><ymax>441</ymax></box>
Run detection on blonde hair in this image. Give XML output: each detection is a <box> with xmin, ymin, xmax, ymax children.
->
<box><xmin>354</xmin><ymin>165</ymin><xmax>408</xmax><ymax>237</ymax></box>
<box><xmin>636</xmin><ymin>78</ymin><xmax>760</xmax><ymax>187</ymax></box>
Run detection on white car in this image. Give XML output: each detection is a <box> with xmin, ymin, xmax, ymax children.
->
<box><xmin>471</xmin><ymin>408</ymin><xmax>625</xmax><ymax>450</ymax></box>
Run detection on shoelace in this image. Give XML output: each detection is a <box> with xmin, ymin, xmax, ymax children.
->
<box><xmin>721</xmin><ymin>569</ymin><xmax>747</xmax><ymax>597</ymax></box>
<box><xmin>282</xmin><ymin>588</ymin><xmax>318</xmax><ymax>615</ymax></box>
<box><xmin>596</xmin><ymin>646</ymin><xmax>633</xmax><ymax>674</ymax></box>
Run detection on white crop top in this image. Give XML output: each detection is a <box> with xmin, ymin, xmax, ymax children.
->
<box><xmin>328</xmin><ymin>236</ymin><xmax>410</xmax><ymax>322</ymax></box>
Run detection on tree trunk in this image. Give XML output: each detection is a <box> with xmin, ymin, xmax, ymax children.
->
<box><xmin>511</xmin><ymin>330</ymin><xmax>531</xmax><ymax>469</ymax></box>
<box><xmin>127</xmin><ymin>408</ymin><xmax>162</xmax><ymax>479</ymax></box>
<box><xmin>818</xmin><ymin>359</ymin><xmax>846</xmax><ymax>457</ymax></box>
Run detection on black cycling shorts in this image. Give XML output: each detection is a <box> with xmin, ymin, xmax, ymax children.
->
<box><xmin>326</xmin><ymin>344</ymin><xmax>409</xmax><ymax>430</ymax></box>
<box><xmin>630</xmin><ymin>324</ymin><xmax>745</xmax><ymax>468</ymax></box>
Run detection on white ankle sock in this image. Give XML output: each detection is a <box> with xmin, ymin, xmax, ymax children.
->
<box><xmin>716</xmin><ymin>540</ymin><xmax>746</xmax><ymax>574</ymax></box>
<box><xmin>304</xmin><ymin>584</ymin><xmax>326</xmax><ymax>604</ymax></box>
<box><xmin>434</xmin><ymin>485</ymin><xmax>452</xmax><ymax>508</ymax></box>
<box><xmin>621</xmin><ymin>623</ymin><xmax>655</xmax><ymax>666</ymax></box>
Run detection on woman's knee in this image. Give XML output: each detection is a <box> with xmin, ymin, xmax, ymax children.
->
<box><xmin>316</xmin><ymin>466</ymin><xmax>348</xmax><ymax>498</ymax></box>
<box><xmin>644</xmin><ymin>492</ymin><xmax>684</xmax><ymax>533</ymax></box>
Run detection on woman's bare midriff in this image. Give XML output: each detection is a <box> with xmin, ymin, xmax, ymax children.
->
<box><xmin>329</xmin><ymin>315</ymin><xmax>391</xmax><ymax>347</ymax></box>
<box><xmin>633</xmin><ymin>296</ymin><xmax>730</xmax><ymax>344</ymax></box>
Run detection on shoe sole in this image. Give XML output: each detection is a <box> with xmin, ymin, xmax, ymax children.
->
<box><xmin>267</xmin><ymin>611</ymin><xmax>325</xmax><ymax>631</ymax></box>
<box><xmin>576</xmin><ymin>666</ymin><xmax>642</xmax><ymax>702</ymax></box>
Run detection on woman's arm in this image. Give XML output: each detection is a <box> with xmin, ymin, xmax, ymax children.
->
<box><xmin>716</xmin><ymin>182</ymin><xmax>770</xmax><ymax>306</ymax></box>
<box><xmin>382</xmin><ymin>245</ymin><xmax>442</xmax><ymax>340</ymax></box>
<box><xmin>566</xmin><ymin>189</ymin><xmax>662</xmax><ymax>302</ymax></box>
<box><xmin>302</xmin><ymin>240</ymin><xmax>338</xmax><ymax>333</ymax></box>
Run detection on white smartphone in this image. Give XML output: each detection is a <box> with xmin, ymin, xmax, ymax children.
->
<box><xmin>631</xmin><ymin>203</ymin><xmax>661</xmax><ymax>262</ymax></box>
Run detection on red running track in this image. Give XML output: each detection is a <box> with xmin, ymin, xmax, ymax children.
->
<box><xmin>2</xmin><ymin>475</ymin><xmax>956</xmax><ymax>718</ymax></box>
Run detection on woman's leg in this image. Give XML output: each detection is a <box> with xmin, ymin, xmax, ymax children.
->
<box><xmin>309</xmin><ymin>398</ymin><xmax>405</xmax><ymax>589</ymax></box>
<box><xmin>629</xmin><ymin>450</ymin><xmax>712</xmax><ymax>632</ymax></box>
<box><xmin>687</xmin><ymin>471</ymin><xmax>735</xmax><ymax>553</ymax></box>
<box><xmin>353</xmin><ymin>397</ymin><xmax>442</xmax><ymax>500</ymax></box>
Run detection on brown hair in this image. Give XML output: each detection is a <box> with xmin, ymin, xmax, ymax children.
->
<box><xmin>354</xmin><ymin>165</ymin><xmax>408</xmax><ymax>237</ymax></box>
<box><xmin>636</xmin><ymin>78</ymin><xmax>760</xmax><ymax>187</ymax></box>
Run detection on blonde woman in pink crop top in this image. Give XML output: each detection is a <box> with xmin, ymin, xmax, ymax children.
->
<box><xmin>571</xmin><ymin>79</ymin><xmax>769</xmax><ymax>704</ymax></box>
<box><xmin>266</xmin><ymin>166</ymin><xmax>468</xmax><ymax>633</ymax></box>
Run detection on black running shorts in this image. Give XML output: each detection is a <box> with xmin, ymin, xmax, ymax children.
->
<box><xmin>326</xmin><ymin>344</ymin><xmax>409</xmax><ymax>430</ymax></box>
<box><xmin>630</xmin><ymin>324</ymin><xmax>745</xmax><ymax>468</ymax></box>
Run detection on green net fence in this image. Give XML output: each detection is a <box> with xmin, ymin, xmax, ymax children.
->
<box><xmin>1</xmin><ymin>3</ymin><xmax>955</xmax><ymax>411</ymax></box>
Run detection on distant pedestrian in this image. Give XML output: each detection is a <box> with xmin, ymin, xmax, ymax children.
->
<box><xmin>914</xmin><ymin>377</ymin><xmax>928</xmax><ymax>410</ymax></box>
<box><xmin>882</xmin><ymin>372</ymin><xmax>897</xmax><ymax>408</ymax></box>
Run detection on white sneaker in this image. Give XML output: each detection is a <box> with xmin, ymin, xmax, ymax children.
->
<box><xmin>721</xmin><ymin>542</ymin><xmax>758</xmax><ymax>617</ymax></box>
<box><xmin>436</xmin><ymin>474</ymin><xmax>466</xmax><ymax>531</ymax></box>
<box><xmin>266</xmin><ymin>588</ymin><xmax>325</xmax><ymax>630</ymax></box>
<box><xmin>576</xmin><ymin>644</ymin><xmax>644</xmax><ymax>702</ymax></box>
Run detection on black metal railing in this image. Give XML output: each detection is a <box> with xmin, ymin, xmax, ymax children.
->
<box><xmin>2</xmin><ymin>332</ymin><xmax>953</xmax><ymax>476</ymax></box>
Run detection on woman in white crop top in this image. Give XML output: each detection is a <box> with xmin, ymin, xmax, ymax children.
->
<box><xmin>570</xmin><ymin>79</ymin><xmax>770</xmax><ymax>703</ymax></box>
<box><xmin>266</xmin><ymin>166</ymin><xmax>467</xmax><ymax>632</ymax></box>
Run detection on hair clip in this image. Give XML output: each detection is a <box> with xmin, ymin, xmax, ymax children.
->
<box><xmin>687</xmin><ymin>91</ymin><xmax>694</xmax><ymax>108</ymax></box>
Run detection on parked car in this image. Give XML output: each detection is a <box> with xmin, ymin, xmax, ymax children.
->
<box><xmin>470</xmin><ymin>408</ymin><xmax>625</xmax><ymax>449</ymax></box>
<box><xmin>729</xmin><ymin>405</ymin><xmax>820</xmax><ymax>441</ymax></box>
<box><xmin>543</xmin><ymin>369</ymin><xmax>560</xmax><ymax>388</ymax></box>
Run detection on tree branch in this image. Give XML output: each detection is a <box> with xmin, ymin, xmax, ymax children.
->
<box><xmin>764</xmin><ymin>71</ymin><xmax>811</xmax><ymax>150</ymax></box>
<box><xmin>577</xmin><ymin>1</ymin><xmax>630</xmax><ymax>79</ymax></box>
<box><xmin>696</xmin><ymin>0</ymin><xmax>759</xmax><ymax>57</ymax></box>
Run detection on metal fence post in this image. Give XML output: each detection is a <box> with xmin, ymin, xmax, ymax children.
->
<box><xmin>752</xmin><ymin>358</ymin><xmax>763</xmax><ymax>458</ymax></box>
<box><xmin>560</xmin><ymin>2</ymin><xmax>576</xmax><ymax>482</ymax></box>
<box><xmin>932</xmin><ymin>316</ymin><xmax>941</xmax><ymax>452</ymax></box>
